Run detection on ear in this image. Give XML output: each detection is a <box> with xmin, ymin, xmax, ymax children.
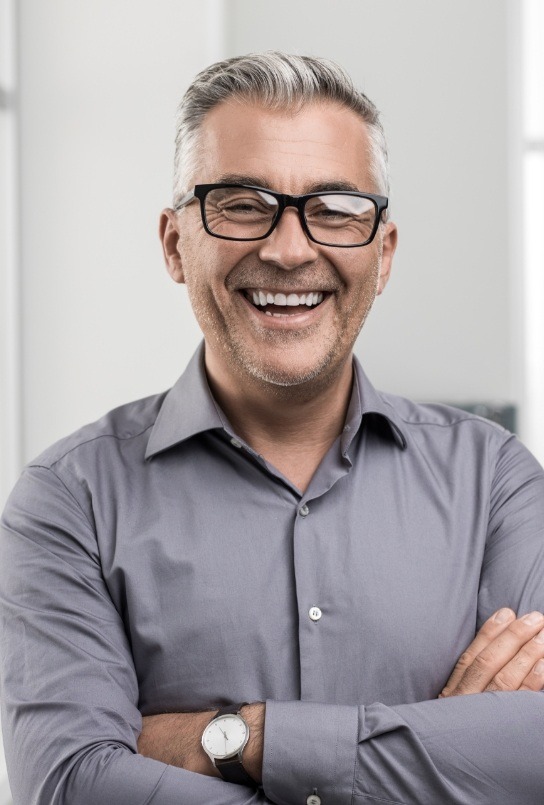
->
<box><xmin>377</xmin><ymin>221</ymin><xmax>398</xmax><ymax>295</ymax></box>
<box><xmin>159</xmin><ymin>208</ymin><xmax>185</xmax><ymax>284</ymax></box>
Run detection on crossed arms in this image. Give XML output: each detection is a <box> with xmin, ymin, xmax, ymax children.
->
<box><xmin>137</xmin><ymin>607</ymin><xmax>544</xmax><ymax>785</ymax></box>
<box><xmin>1</xmin><ymin>440</ymin><xmax>544</xmax><ymax>804</ymax></box>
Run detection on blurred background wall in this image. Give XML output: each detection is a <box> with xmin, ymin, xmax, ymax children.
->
<box><xmin>0</xmin><ymin>1</ymin><xmax>542</xmax><ymax>801</ymax></box>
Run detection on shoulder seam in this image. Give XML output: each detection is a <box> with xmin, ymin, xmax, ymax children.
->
<box><xmin>380</xmin><ymin>397</ymin><xmax>508</xmax><ymax>433</ymax></box>
<box><xmin>397</xmin><ymin>416</ymin><xmax>504</xmax><ymax>430</ymax></box>
<box><xmin>29</xmin><ymin>423</ymin><xmax>155</xmax><ymax>470</ymax></box>
<box><xmin>22</xmin><ymin>464</ymin><xmax>97</xmax><ymax>536</ymax></box>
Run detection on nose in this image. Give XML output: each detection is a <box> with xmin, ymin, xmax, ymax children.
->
<box><xmin>257</xmin><ymin>207</ymin><xmax>320</xmax><ymax>269</ymax></box>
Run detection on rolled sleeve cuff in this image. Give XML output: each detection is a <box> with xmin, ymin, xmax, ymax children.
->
<box><xmin>262</xmin><ymin>700</ymin><xmax>358</xmax><ymax>805</ymax></box>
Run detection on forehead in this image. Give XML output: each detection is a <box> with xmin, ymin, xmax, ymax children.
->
<box><xmin>194</xmin><ymin>99</ymin><xmax>374</xmax><ymax>194</ymax></box>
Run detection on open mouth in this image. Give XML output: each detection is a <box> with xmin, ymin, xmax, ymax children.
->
<box><xmin>243</xmin><ymin>288</ymin><xmax>327</xmax><ymax>317</ymax></box>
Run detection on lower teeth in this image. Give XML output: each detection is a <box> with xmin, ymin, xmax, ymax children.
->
<box><xmin>265</xmin><ymin>311</ymin><xmax>293</xmax><ymax>317</ymax></box>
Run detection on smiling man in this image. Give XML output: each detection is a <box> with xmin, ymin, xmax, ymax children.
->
<box><xmin>160</xmin><ymin>97</ymin><xmax>395</xmax><ymax>494</ymax></box>
<box><xmin>2</xmin><ymin>53</ymin><xmax>544</xmax><ymax>805</ymax></box>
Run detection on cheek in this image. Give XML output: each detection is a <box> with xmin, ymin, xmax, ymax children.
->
<box><xmin>340</xmin><ymin>260</ymin><xmax>381</xmax><ymax>320</ymax></box>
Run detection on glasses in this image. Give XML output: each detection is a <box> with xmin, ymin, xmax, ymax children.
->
<box><xmin>175</xmin><ymin>183</ymin><xmax>388</xmax><ymax>248</ymax></box>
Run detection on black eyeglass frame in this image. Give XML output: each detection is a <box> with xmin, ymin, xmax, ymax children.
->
<box><xmin>175</xmin><ymin>183</ymin><xmax>389</xmax><ymax>248</ymax></box>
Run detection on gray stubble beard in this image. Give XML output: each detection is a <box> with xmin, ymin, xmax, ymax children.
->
<box><xmin>186</xmin><ymin>255</ymin><xmax>381</xmax><ymax>401</ymax></box>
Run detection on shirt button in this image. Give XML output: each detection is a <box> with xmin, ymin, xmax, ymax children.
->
<box><xmin>299</xmin><ymin>504</ymin><xmax>310</xmax><ymax>517</ymax></box>
<box><xmin>230</xmin><ymin>438</ymin><xmax>242</xmax><ymax>449</ymax></box>
<box><xmin>309</xmin><ymin>606</ymin><xmax>322</xmax><ymax>622</ymax></box>
<box><xmin>307</xmin><ymin>795</ymin><xmax>321</xmax><ymax>805</ymax></box>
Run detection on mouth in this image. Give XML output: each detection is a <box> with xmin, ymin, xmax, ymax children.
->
<box><xmin>241</xmin><ymin>288</ymin><xmax>329</xmax><ymax>318</ymax></box>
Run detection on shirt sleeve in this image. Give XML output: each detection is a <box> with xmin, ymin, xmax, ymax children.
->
<box><xmin>0</xmin><ymin>466</ymin><xmax>270</xmax><ymax>805</ymax></box>
<box><xmin>263</xmin><ymin>434</ymin><xmax>544</xmax><ymax>805</ymax></box>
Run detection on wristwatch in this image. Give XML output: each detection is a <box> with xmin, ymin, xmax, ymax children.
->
<box><xmin>201</xmin><ymin>703</ymin><xmax>257</xmax><ymax>787</ymax></box>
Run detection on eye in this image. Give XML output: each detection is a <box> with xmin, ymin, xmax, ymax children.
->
<box><xmin>219</xmin><ymin>197</ymin><xmax>271</xmax><ymax>217</ymax></box>
<box><xmin>313</xmin><ymin>207</ymin><xmax>352</xmax><ymax>220</ymax></box>
<box><xmin>306</xmin><ymin>195</ymin><xmax>376</xmax><ymax>228</ymax></box>
<box><xmin>306</xmin><ymin>203</ymin><xmax>355</xmax><ymax>227</ymax></box>
<box><xmin>207</xmin><ymin>188</ymin><xmax>278</xmax><ymax>222</ymax></box>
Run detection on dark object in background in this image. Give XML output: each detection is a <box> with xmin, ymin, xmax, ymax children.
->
<box><xmin>445</xmin><ymin>403</ymin><xmax>517</xmax><ymax>434</ymax></box>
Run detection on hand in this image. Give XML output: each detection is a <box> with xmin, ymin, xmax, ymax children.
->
<box><xmin>440</xmin><ymin>608</ymin><xmax>544</xmax><ymax>697</ymax></box>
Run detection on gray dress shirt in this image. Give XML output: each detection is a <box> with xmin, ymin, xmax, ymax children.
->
<box><xmin>2</xmin><ymin>345</ymin><xmax>544</xmax><ymax>805</ymax></box>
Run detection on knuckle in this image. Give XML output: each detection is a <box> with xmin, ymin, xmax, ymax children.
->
<box><xmin>453</xmin><ymin>665</ymin><xmax>485</xmax><ymax>693</ymax></box>
<box><xmin>454</xmin><ymin>652</ymin><xmax>473</xmax><ymax>671</ymax></box>
<box><xmin>480</xmin><ymin>619</ymin><xmax>501</xmax><ymax>636</ymax></box>
<box><xmin>491</xmin><ymin>672</ymin><xmax>517</xmax><ymax>691</ymax></box>
<box><xmin>515</xmin><ymin>646</ymin><xmax>540</xmax><ymax>669</ymax></box>
<box><xmin>470</xmin><ymin>653</ymin><xmax>495</xmax><ymax>674</ymax></box>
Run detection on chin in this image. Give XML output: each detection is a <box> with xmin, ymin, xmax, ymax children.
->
<box><xmin>243</xmin><ymin>352</ymin><xmax>339</xmax><ymax>390</ymax></box>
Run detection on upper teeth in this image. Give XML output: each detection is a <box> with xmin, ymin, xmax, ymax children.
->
<box><xmin>250</xmin><ymin>290</ymin><xmax>324</xmax><ymax>307</ymax></box>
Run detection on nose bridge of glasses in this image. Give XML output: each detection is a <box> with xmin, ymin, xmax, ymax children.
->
<box><xmin>272</xmin><ymin>194</ymin><xmax>310</xmax><ymax>238</ymax></box>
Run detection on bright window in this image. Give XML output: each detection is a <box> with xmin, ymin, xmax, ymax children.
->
<box><xmin>522</xmin><ymin>0</ymin><xmax>544</xmax><ymax>464</ymax></box>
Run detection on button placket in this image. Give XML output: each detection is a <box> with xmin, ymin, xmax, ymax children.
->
<box><xmin>293</xmin><ymin>495</ymin><xmax>329</xmax><ymax>700</ymax></box>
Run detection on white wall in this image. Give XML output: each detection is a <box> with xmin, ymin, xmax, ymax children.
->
<box><xmin>17</xmin><ymin>0</ymin><xmax>225</xmax><ymax>467</ymax></box>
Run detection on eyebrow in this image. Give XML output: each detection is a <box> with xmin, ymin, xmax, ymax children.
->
<box><xmin>213</xmin><ymin>174</ymin><xmax>362</xmax><ymax>195</ymax></box>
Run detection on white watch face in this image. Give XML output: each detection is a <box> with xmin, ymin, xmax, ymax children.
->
<box><xmin>202</xmin><ymin>713</ymin><xmax>249</xmax><ymax>760</ymax></box>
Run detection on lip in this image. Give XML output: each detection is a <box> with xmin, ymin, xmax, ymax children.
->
<box><xmin>242</xmin><ymin>287</ymin><xmax>329</xmax><ymax>296</ymax></box>
<box><xmin>237</xmin><ymin>289</ymin><xmax>332</xmax><ymax>329</ymax></box>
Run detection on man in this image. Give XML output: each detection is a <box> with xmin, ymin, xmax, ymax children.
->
<box><xmin>1</xmin><ymin>52</ymin><xmax>544</xmax><ymax>804</ymax></box>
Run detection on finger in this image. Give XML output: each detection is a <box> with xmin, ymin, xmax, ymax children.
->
<box><xmin>446</xmin><ymin>611</ymin><xmax>544</xmax><ymax>696</ymax></box>
<box><xmin>486</xmin><ymin>626</ymin><xmax>544</xmax><ymax>692</ymax></box>
<box><xmin>519</xmin><ymin>658</ymin><xmax>544</xmax><ymax>692</ymax></box>
<box><xmin>440</xmin><ymin>608</ymin><xmax>516</xmax><ymax>697</ymax></box>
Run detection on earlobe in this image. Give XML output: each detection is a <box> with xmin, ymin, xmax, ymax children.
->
<box><xmin>377</xmin><ymin>221</ymin><xmax>398</xmax><ymax>295</ymax></box>
<box><xmin>159</xmin><ymin>209</ymin><xmax>185</xmax><ymax>284</ymax></box>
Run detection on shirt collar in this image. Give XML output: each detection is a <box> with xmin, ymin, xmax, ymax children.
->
<box><xmin>348</xmin><ymin>359</ymin><xmax>407</xmax><ymax>451</ymax></box>
<box><xmin>145</xmin><ymin>344</ymin><xmax>407</xmax><ymax>460</ymax></box>
<box><xmin>145</xmin><ymin>344</ymin><xmax>225</xmax><ymax>459</ymax></box>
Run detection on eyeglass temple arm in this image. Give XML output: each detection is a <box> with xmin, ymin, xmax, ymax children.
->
<box><xmin>174</xmin><ymin>190</ymin><xmax>196</xmax><ymax>211</ymax></box>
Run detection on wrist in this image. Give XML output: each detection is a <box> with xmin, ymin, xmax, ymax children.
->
<box><xmin>240</xmin><ymin>702</ymin><xmax>265</xmax><ymax>785</ymax></box>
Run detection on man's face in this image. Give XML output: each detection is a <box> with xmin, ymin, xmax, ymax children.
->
<box><xmin>161</xmin><ymin>99</ymin><xmax>397</xmax><ymax>392</ymax></box>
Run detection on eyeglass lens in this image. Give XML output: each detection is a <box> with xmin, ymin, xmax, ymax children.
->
<box><xmin>203</xmin><ymin>187</ymin><xmax>378</xmax><ymax>245</ymax></box>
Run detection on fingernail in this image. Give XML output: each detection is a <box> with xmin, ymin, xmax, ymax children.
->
<box><xmin>534</xmin><ymin>659</ymin><xmax>544</xmax><ymax>675</ymax></box>
<box><xmin>534</xmin><ymin>628</ymin><xmax>544</xmax><ymax>644</ymax></box>
<box><xmin>522</xmin><ymin>611</ymin><xmax>544</xmax><ymax>625</ymax></box>
<box><xmin>494</xmin><ymin>608</ymin><xmax>514</xmax><ymax>623</ymax></box>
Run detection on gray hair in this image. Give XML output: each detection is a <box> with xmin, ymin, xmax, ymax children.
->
<box><xmin>173</xmin><ymin>52</ymin><xmax>389</xmax><ymax>208</ymax></box>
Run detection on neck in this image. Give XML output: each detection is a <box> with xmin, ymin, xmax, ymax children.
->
<box><xmin>204</xmin><ymin>350</ymin><xmax>354</xmax><ymax>491</ymax></box>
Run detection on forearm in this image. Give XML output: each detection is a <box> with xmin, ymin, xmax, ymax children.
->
<box><xmin>261</xmin><ymin>609</ymin><xmax>544</xmax><ymax>803</ymax></box>
<box><xmin>139</xmin><ymin>689</ymin><xmax>544</xmax><ymax>804</ymax></box>
<box><xmin>49</xmin><ymin>746</ymin><xmax>265</xmax><ymax>805</ymax></box>
<box><xmin>138</xmin><ymin>703</ymin><xmax>265</xmax><ymax>784</ymax></box>
<box><xmin>263</xmin><ymin>693</ymin><xmax>544</xmax><ymax>805</ymax></box>
<box><xmin>138</xmin><ymin>710</ymin><xmax>220</xmax><ymax>777</ymax></box>
<box><xmin>0</xmin><ymin>468</ymin><xmax>269</xmax><ymax>805</ymax></box>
